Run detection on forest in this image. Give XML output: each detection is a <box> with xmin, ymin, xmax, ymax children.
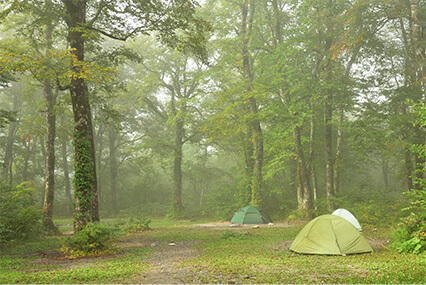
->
<box><xmin>1</xmin><ymin>0</ymin><xmax>426</xmax><ymax>266</ymax></box>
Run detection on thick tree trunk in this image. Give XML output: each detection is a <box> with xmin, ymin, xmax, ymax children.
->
<box><xmin>62</xmin><ymin>0</ymin><xmax>99</xmax><ymax>232</ymax></box>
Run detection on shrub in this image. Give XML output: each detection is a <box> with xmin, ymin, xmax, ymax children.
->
<box><xmin>392</xmin><ymin>102</ymin><xmax>426</xmax><ymax>254</ymax></box>
<box><xmin>334</xmin><ymin>189</ymin><xmax>405</xmax><ymax>227</ymax></box>
<box><xmin>287</xmin><ymin>208</ymin><xmax>306</xmax><ymax>221</ymax></box>
<box><xmin>0</xmin><ymin>182</ymin><xmax>42</xmax><ymax>247</ymax></box>
<box><xmin>61</xmin><ymin>222</ymin><xmax>121</xmax><ymax>257</ymax></box>
<box><xmin>392</xmin><ymin>223</ymin><xmax>426</xmax><ymax>254</ymax></box>
<box><xmin>392</xmin><ymin>189</ymin><xmax>426</xmax><ymax>254</ymax></box>
<box><xmin>125</xmin><ymin>216</ymin><xmax>151</xmax><ymax>234</ymax></box>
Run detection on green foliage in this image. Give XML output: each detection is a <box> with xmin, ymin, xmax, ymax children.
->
<box><xmin>392</xmin><ymin>102</ymin><xmax>426</xmax><ymax>254</ymax></box>
<box><xmin>0</xmin><ymin>109</ymin><xmax>16</xmax><ymax>128</ymax></box>
<box><xmin>392</xmin><ymin>224</ymin><xmax>426</xmax><ymax>255</ymax></box>
<box><xmin>333</xmin><ymin>189</ymin><xmax>405</xmax><ymax>227</ymax></box>
<box><xmin>61</xmin><ymin>222</ymin><xmax>121</xmax><ymax>257</ymax></box>
<box><xmin>287</xmin><ymin>209</ymin><xmax>307</xmax><ymax>221</ymax></box>
<box><xmin>392</xmin><ymin>189</ymin><xmax>426</xmax><ymax>254</ymax></box>
<box><xmin>124</xmin><ymin>216</ymin><xmax>151</xmax><ymax>234</ymax></box>
<box><xmin>0</xmin><ymin>182</ymin><xmax>42</xmax><ymax>247</ymax></box>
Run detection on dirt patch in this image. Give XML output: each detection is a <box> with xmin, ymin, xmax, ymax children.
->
<box><xmin>365</xmin><ymin>236</ymin><xmax>392</xmax><ymax>251</ymax></box>
<box><xmin>132</xmin><ymin>240</ymin><xmax>200</xmax><ymax>284</ymax></box>
<box><xmin>190</xmin><ymin>221</ymin><xmax>298</xmax><ymax>230</ymax></box>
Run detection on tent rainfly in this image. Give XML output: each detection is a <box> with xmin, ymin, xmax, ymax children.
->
<box><xmin>332</xmin><ymin>208</ymin><xmax>362</xmax><ymax>231</ymax></box>
<box><xmin>230</xmin><ymin>206</ymin><xmax>272</xmax><ymax>224</ymax></box>
<box><xmin>289</xmin><ymin>215</ymin><xmax>373</xmax><ymax>255</ymax></box>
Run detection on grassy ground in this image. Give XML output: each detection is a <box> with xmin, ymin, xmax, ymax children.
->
<box><xmin>1</xmin><ymin>219</ymin><xmax>425</xmax><ymax>284</ymax></box>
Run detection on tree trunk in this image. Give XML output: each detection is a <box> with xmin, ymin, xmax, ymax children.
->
<box><xmin>270</xmin><ymin>0</ymin><xmax>313</xmax><ymax>216</ymax></box>
<box><xmin>404</xmin><ymin>149</ymin><xmax>414</xmax><ymax>191</ymax></box>
<box><xmin>293</xmin><ymin>125</ymin><xmax>313</xmax><ymax>219</ymax></box>
<box><xmin>249</xmin><ymin>97</ymin><xmax>264</xmax><ymax>207</ymax></box>
<box><xmin>61</xmin><ymin>135</ymin><xmax>72</xmax><ymax>215</ymax></box>
<box><xmin>95</xmin><ymin>124</ymin><xmax>106</xmax><ymax>207</ymax></box>
<box><xmin>62</xmin><ymin>0</ymin><xmax>99</xmax><ymax>232</ymax></box>
<box><xmin>108</xmin><ymin>125</ymin><xmax>118</xmax><ymax>216</ymax></box>
<box><xmin>242</xmin><ymin>132</ymin><xmax>254</xmax><ymax>205</ymax></box>
<box><xmin>333</xmin><ymin>107</ymin><xmax>343</xmax><ymax>195</ymax></box>
<box><xmin>42</xmin><ymin>79</ymin><xmax>60</xmax><ymax>234</ymax></box>
<box><xmin>41</xmin><ymin>20</ymin><xmax>61</xmax><ymax>235</ymax></box>
<box><xmin>324</xmin><ymin>89</ymin><xmax>334</xmax><ymax>211</ymax></box>
<box><xmin>382</xmin><ymin>158</ymin><xmax>390</xmax><ymax>189</ymax></box>
<box><xmin>296</xmin><ymin>162</ymin><xmax>303</xmax><ymax>209</ymax></box>
<box><xmin>308</xmin><ymin>105</ymin><xmax>318</xmax><ymax>211</ymax></box>
<box><xmin>410</xmin><ymin>0</ymin><xmax>424</xmax><ymax>87</ymax></box>
<box><xmin>240</xmin><ymin>0</ymin><xmax>263</xmax><ymax>207</ymax></box>
<box><xmin>172</xmin><ymin>117</ymin><xmax>184</xmax><ymax>214</ymax></box>
<box><xmin>409</xmin><ymin>0</ymin><xmax>426</xmax><ymax>189</ymax></box>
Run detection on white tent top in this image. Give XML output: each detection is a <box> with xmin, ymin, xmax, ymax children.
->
<box><xmin>332</xmin><ymin>208</ymin><xmax>362</xmax><ymax>231</ymax></box>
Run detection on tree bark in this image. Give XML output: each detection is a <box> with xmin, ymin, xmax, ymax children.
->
<box><xmin>293</xmin><ymin>125</ymin><xmax>313</xmax><ymax>218</ymax></box>
<box><xmin>62</xmin><ymin>0</ymin><xmax>99</xmax><ymax>232</ymax></box>
<box><xmin>324</xmin><ymin>79</ymin><xmax>334</xmax><ymax>211</ymax></box>
<box><xmin>404</xmin><ymin>149</ymin><xmax>414</xmax><ymax>191</ymax></box>
<box><xmin>409</xmin><ymin>0</ymin><xmax>426</xmax><ymax>189</ymax></box>
<box><xmin>240</xmin><ymin>0</ymin><xmax>264</xmax><ymax>207</ymax></box>
<box><xmin>42</xmin><ymin>79</ymin><xmax>60</xmax><ymax>234</ymax></box>
<box><xmin>108</xmin><ymin>125</ymin><xmax>118</xmax><ymax>216</ymax></box>
<box><xmin>41</xmin><ymin>20</ymin><xmax>61</xmax><ymax>235</ymax></box>
<box><xmin>172</xmin><ymin>112</ymin><xmax>185</xmax><ymax>214</ymax></box>
<box><xmin>308</xmin><ymin>105</ymin><xmax>318</xmax><ymax>211</ymax></box>
<box><xmin>61</xmin><ymin>134</ymin><xmax>72</xmax><ymax>216</ymax></box>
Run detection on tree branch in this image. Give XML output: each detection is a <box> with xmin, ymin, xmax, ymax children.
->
<box><xmin>86</xmin><ymin>26</ymin><xmax>143</xmax><ymax>41</ymax></box>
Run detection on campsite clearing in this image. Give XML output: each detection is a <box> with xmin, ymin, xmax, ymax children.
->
<box><xmin>1</xmin><ymin>219</ymin><xmax>425</xmax><ymax>284</ymax></box>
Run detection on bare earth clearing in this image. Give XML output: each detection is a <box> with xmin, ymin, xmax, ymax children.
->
<box><xmin>128</xmin><ymin>222</ymin><xmax>297</xmax><ymax>283</ymax></box>
<box><xmin>32</xmin><ymin>222</ymin><xmax>388</xmax><ymax>284</ymax></box>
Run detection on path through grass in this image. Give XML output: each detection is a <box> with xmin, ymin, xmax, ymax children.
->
<box><xmin>1</xmin><ymin>220</ymin><xmax>425</xmax><ymax>284</ymax></box>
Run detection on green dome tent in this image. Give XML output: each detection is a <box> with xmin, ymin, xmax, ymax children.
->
<box><xmin>289</xmin><ymin>215</ymin><xmax>373</xmax><ymax>255</ymax></box>
<box><xmin>230</xmin><ymin>206</ymin><xmax>272</xmax><ymax>224</ymax></box>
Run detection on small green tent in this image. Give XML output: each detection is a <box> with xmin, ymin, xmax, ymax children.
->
<box><xmin>289</xmin><ymin>215</ymin><xmax>373</xmax><ymax>255</ymax></box>
<box><xmin>230</xmin><ymin>206</ymin><xmax>272</xmax><ymax>224</ymax></box>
